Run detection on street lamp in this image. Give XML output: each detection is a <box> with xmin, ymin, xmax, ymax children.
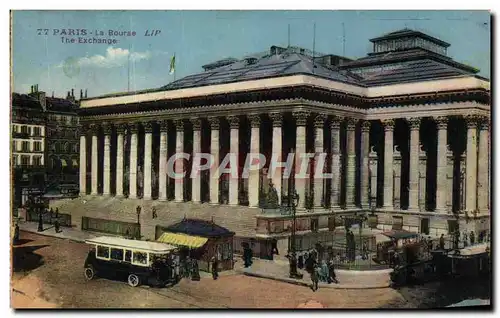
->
<box><xmin>136</xmin><ymin>206</ymin><xmax>141</xmax><ymax>240</ymax></box>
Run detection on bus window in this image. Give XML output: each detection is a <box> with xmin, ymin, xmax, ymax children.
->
<box><xmin>97</xmin><ymin>246</ymin><xmax>110</xmax><ymax>259</ymax></box>
<box><xmin>125</xmin><ymin>250</ymin><xmax>132</xmax><ymax>262</ymax></box>
<box><xmin>110</xmin><ymin>248</ymin><xmax>124</xmax><ymax>261</ymax></box>
<box><xmin>133</xmin><ymin>251</ymin><xmax>148</xmax><ymax>265</ymax></box>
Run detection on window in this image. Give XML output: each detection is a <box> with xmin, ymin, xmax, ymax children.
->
<box><xmin>21</xmin><ymin>141</ymin><xmax>29</xmax><ymax>152</ymax></box>
<box><xmin>21</xmin><ymin>125</ymin><xmax>28</xmax><ymax>134</ymax></box>
<box><xmin>12</xmin><ymin>140</ymin><xmax>16</xmax><ymax>151</ymax></box>
<box><xmin>12</xmin><ymin>155</ymin><xmax>17</xmax><ymax>166</ymax></box>
<box><xmin>21</xmin><ymin>155</ymin><xmax>30</xmax><ymax>165</ymax></box>
<box><xmin>33</xmin><ymin>127</ymin><xmax>41</xmax><ymax>136</ymax></box>
<box><xmin>310</xmin><ymin>218</ymin><xmax>319</xmax><ymax>233</ymax></box>
<box><xmin>72</xmin><ymin>143</ymin><xmax>78</xmax><ymax>153</ymax></box>
<box><xmin>34</xmin><ymin>141</ymin><xmax>42</xmax><ymax>152</ymax></box>
<box><xmin>222</xmin><ymin>243</ymin><xmax>232</xmax><ymax>261</ymax></box>
<box><xmin>125</xmin><ymin>250</ymin><xmax>132</xmax><ymax>262</ymax></box>
<box><xmin>33</xmin><ymin>156</ymin><xmax>42</xmax><ymax>166</ymax></box>
<box><xmin>97</xmin><ymin>246</ymin><xmax>110</xmax><ymax>259</ymax></box>
<box><xmin>12</xmin><ymin>125</ymin><xmax>17</xmax><ymax>134</ymax></box>
<box><xmin>110</xmin><ymin>248</ymin><xmax>124</xmax><ymax>261</ymax></box>
<box><xmin>392</xmin><ymin>216</ymin><xmax>403</xmax><ymax>231</ymax></box>
<box><xmin>28</xmin><ymin>126</ymin><xmax>32</xmax><ymax>135</ymax></box>
<box><xmin>132</xmin><ymin>251</ymin><xmax>147</xmax><ymax>265</ymax></box>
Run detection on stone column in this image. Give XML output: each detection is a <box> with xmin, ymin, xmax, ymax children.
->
<box><xmin>419</xmin><ymin>145</ymin><xmax>427</xmax><ymax>212</ymax></box>
<box><xmin>360</xmin><ymin>121</ymin><xmax>371</xmax><ymax>209</ymax></box>
<box><xmin>174</xmin><ymin>119</ymin><xmax>184</xmax><ymax>202</ymax></box>
<box><xmin>345</xmin><ymin>118</ymin><xmax>357</xmax><ymax>209</ymax></box>
<box><xmin>115</xmin><ymin>124</ymin><xmax>125</xmax><ymax>197</ymax></box>
<box><xmin>446</xmin><ymin>145</ymin><xmax>454</xmax><ymax>213</ymax></box>
<box><xmin>465</xmin><ymin>115</ymin><xmax>479</xmax><ymax>213</ymax></box>
<box><xmin>158</xmin><ymin>120</ymin><xmax>168</xmax><ymax>201</ymax></box>
<box><xmin>435</xmin><ymin>116</ymin><xmax>448</xmax><ymax>213</ymax></box>
<box><xmin>477</xmin><ymin>118</ymin><xmax>489</xmax><ymax>215</ymax></box>
<box><xmin>393</xmin><ymin>146</ymin><xmax>402</xmax><ymax>209</ymax></box>
<box><xmin>78</xmin><ymin>125</ymin><xmax>87</xmax><ymax>196</ymax></box>
<box><xmin>248</xmin><ymin>115</ymin><xmax>261</xmax><ymax>208</ymax></box>
<box><xmin>128</xmin><ymin>123</ymin><xmax>139</xmax><ymax>199</ymax></box>
<box><xmin>313</xmin><ymin>113</ymin><xmax>326</xmax><ymax>208</ymax></box>
<box><xmin>407</xmin><ymin>118</ymin><xmax>420</xmax><ymax>211</ymax></box>
<box><xmin>293</xmin><ymin>111</ymin><xmax>309</xmax><ymax>210</ymax></box>
<box><xmin>191</xmin><ymin>118</ymin><xmax>201</xmax><ymax>203</ymax></box>
<box><xmin>142</xmin><ymin>121</ymin><xmax>153</xmax><ymax>200</ymax></box>
<box><xmin>369</xmin><ymin>147</ymin><xmax>378</xmax><ymax>207</ymax></box>
<box><xmin>269</xmin><ymin>112</ymin><xmax>283</xmax><ymax>205</ymax></box>
<box><xmin>382</xmin><ymin>119</ymin><xmax>395</xmax><ymax>209</ymax></box>
<box><xmin>209</xmin><ymin>117</ymin><xmax>220</xmax><ymax>205</ymax></box>
<box><xmin>103</xmin><ymin>123</ymin><xmax>112</xmax><ymax>196</ymax></box>
<box><xmin>90</xmin><ymin>124</ymin><xmax>99</xmax><ymax>195</ymax></box>
<box><xmin>330</xmin><ymin>116</ymin><xmax>342</xmax><ymax>209</ymax></box>
<box><xmin>228</xmin><ymin>116</ymin><xmax>240</xmax><ymax>206</ymax></box>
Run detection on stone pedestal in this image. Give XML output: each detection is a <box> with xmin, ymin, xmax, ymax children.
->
<box><xmin>158</xmin><ymin>121</ymin><xmax>168</xmax><ymax>201</ymax></box>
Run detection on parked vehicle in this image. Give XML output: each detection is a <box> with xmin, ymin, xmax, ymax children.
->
<box><xmin>84</xmin><ymin>236</ymin><xmax>179</xmax><ymax>287</ymax></box>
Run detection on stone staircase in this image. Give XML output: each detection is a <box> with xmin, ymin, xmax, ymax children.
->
<box><xmin>49</xmin><ymin>196</ymin><xmax>260</xmax><ymax>240</ymax></box>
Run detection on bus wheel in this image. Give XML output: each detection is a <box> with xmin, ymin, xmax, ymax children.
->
<box><xmin>84</xmin><ymin>266</ymin><xmax>95</xmax><ymax>281</ymax></box>
<box><xmin>128</xmin><ymin>274</ymin><xmax>140</xmax><ymax>287</ymax></box>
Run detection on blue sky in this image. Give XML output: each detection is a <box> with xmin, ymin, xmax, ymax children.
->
<box><xmin>12</xmin><ymin>10</ymin><xmax>490</xmax><ymax>98</ymax></box>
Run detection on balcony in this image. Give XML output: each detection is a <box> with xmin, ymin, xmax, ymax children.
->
<box><xmin>12</xmin><ymin>132</ymin><xmax>30</xmax><ymax>139</ymax></box>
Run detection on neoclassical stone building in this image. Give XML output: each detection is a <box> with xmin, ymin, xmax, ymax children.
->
<box><xmin>65</xmin><ymin>29</ymin><xmax>490</xmax><ymax>255</ymax></box>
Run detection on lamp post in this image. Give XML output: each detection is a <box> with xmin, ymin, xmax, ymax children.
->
<box><xmin>136</xmin><ymin>205</ymin><xmax>141</xmax><ymax>240</ymax></box>
<box><xmin>287</xmin><ymin>147</ymin><xmax>301</xmax><ymax>279</ymax></box>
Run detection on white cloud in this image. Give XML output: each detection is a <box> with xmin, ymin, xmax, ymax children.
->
<box><xmin>58</xmin><ymin>46</ymin><xmax>153</xmax><ymax>69</ymax></box>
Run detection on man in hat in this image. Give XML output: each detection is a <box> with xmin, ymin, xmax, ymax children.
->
<box><xmin>211</xmin><ymin>257</ymin><xmax>219</xmax><ymax>280</ymax></box>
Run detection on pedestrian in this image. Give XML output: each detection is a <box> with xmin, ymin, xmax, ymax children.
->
<box><xmin>191</xmin><ymin>258</ymin><xmax>200</xmax><ymax>281</ymax></box>
<box><xmin>362</xmin><ymin>241</ymin><xmax>368</xmax><ymax>260</ymax></box>
<box><xmin>13</xmin><ymin>223</ymin><xmax>20</xmax><ymax>244</ymax></box>
<box><xmin>453</xmin><ymin>231</ymin><xmax>460</xmax><ymax>250</ymax></box>
<box><xmin>211</xmin><ymin>257</ymin><xmax>219</xmax><ymax>280</ymax></box>
<box><xmin>439</xmin><ymin>234</ymin><xmax>445</xmax><ymax>250</ymax></box>
<box><xmin>310</xmin><ymin>264</ymin><xmax>319</xmax><ymax>292</ymax></box>
<box><xmin>478</xmin><ymin>231</ymin><xmax>484</xmax><ymax>243</ymax></box>
<box><xmin>152</xmin><ymin>207</ymin><xmax>157</xmax><ymax>219</ymax></box>
<box><xmin>320</xmin><ymin>260</ymin><xmax>329</xmax><ymax>282</ymax></box>
<box><xmin>243</xmin><ymin>245</ymin><xmax>253</xmax><ymax>268</ymax></box>
<box><xmin>298</xmin><ymin>253</ymin><xmax>304</xmax><ymax>269</ymax></box>
<box><xmin>328</xmin><ymin>259</ymin><xmax>339</xmax><ymax>284</ymax></box>
<box><xmin>55</xmin><ymin>208</ymin><xmax>59</xmax><ymax>219</ymax></box>
<box><xmin>463</xmin><ymin>231</ymin><xmax>468</xmax><ymax>248</ymax></box>
<box><xmin>54</xmin><ymin>219</ymin><xmax>60</xmax><ymax>233</ymax></box>
<box><xmin>487</xmin><ymin>231</ymin><xmax>491</xmax><ymax>242</ymax></box>
<box><xmin>470</xmin><ymin>231</ymin><xmax>475</xmax><ymax>245</ymax></box>
<box><xmin>271</xmin><ymin>238</ymin><xmax>279</xmax><ymax>255</ymax></box>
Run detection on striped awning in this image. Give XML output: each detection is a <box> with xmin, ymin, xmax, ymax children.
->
<box><xmin>61</xmin><ymin>159</ymin><xmax>67</xmax><ymax>167</ymax></box>
<box><xmin>157</xmin><ymin>232</ymin><xmax>208</xmax><ymax>249</ymax></box>
<box><xmin>72</xmin><ymin>159</ymin><xmax>78</xmax><ymax>167</ymax></box>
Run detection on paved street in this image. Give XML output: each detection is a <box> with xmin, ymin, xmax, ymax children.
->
<box><xmin>11</xmin><ymin>231</ymin><xmax>405</xmax><ymax>309</ymax></box>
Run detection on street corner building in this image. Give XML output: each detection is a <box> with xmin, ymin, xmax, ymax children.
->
<box><xmin>60</xmin><ymin>29</ymin><xmax>490</xmax><ymax>260</ymax></box>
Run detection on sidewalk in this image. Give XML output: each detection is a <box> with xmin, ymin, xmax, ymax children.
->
<box><xmin>234</xmin><ymin>257</ymin><xmax>392</xmax><ymax>289</ymax></box>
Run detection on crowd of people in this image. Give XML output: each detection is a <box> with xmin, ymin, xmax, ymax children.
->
<box><xmin>437</xmin><ymin>229</ymin><xmax>491</xmax><ymax>250</ymax></box>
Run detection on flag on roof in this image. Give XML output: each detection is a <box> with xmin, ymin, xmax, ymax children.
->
<box><xmin>169</xmin><ymin>54</ymin><xmax>176</xmax><ymax>75</ymax></box>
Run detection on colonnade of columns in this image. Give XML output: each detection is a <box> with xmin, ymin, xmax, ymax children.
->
<box><xmin>79</xmin><ymin>112</ymin><xmax>489</xmax><ymax>214</ymax></box>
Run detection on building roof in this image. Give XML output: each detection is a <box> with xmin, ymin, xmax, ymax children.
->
<box><xmin>161</xmin><ymin>49</ymin><xmax>362</xmax><ymax>91</ymax></box>
<box><xmin>165</xmin><ymin>218</ymin><xmax>235</xmax><ymax>238</ymax></box>
<box><xmin>46</xmin><ymin>97</ymin><xmax>78</xmax><ymax>113</ymax></box>
<box><xmin>369</xmin><ymin>28</ymin><xmax>451</xmax><ymax>47</ymax></box>
<box><xmin>12</xmin><ymin>93</ymin><xmax>43</xmax><ymax>110</ymax></box>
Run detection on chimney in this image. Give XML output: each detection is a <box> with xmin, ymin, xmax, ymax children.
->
<box><xmin>85</xmin><ymin>89</ymin><xmax>88</xmax><ymax>98</ymax></box>
<box><xmin>67</xmin><ymin>91</ymin><xmax>71</xmax><ymax>99</ymax></box>
<box><xmin>30</xmin><ymin>85</ymin><xmax>33</xmax><ymax>94</ymax></box>
<box><xmin>52</xmin><ymin>91</ymin><xmax>54</xmax><ymax>98</ymax></box>
<box><xmin>80</xmin><ymin>89</ymin><xmax>83</xmax><ymax>99</ymax></box>
<box><xmin>71</xmin><ymin>88</ymin><xmax>74</xmax><ymax>97</ymax></box>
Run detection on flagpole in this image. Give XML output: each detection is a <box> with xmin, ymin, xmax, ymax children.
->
<box><xmin>174</xmin><ymin>52</ymin><xmax>176</xmax><ymax>82</ymax></box>
<box><xmin>312</xmin><ymin>23</ymin><xmax>316</xmax><ymax>73</ymax></box>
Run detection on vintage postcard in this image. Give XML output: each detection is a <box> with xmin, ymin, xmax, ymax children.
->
<box><xmin>10</xmin><ymin>10</ymin><xmax>491</xmax><ymax>309</ymax></box>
